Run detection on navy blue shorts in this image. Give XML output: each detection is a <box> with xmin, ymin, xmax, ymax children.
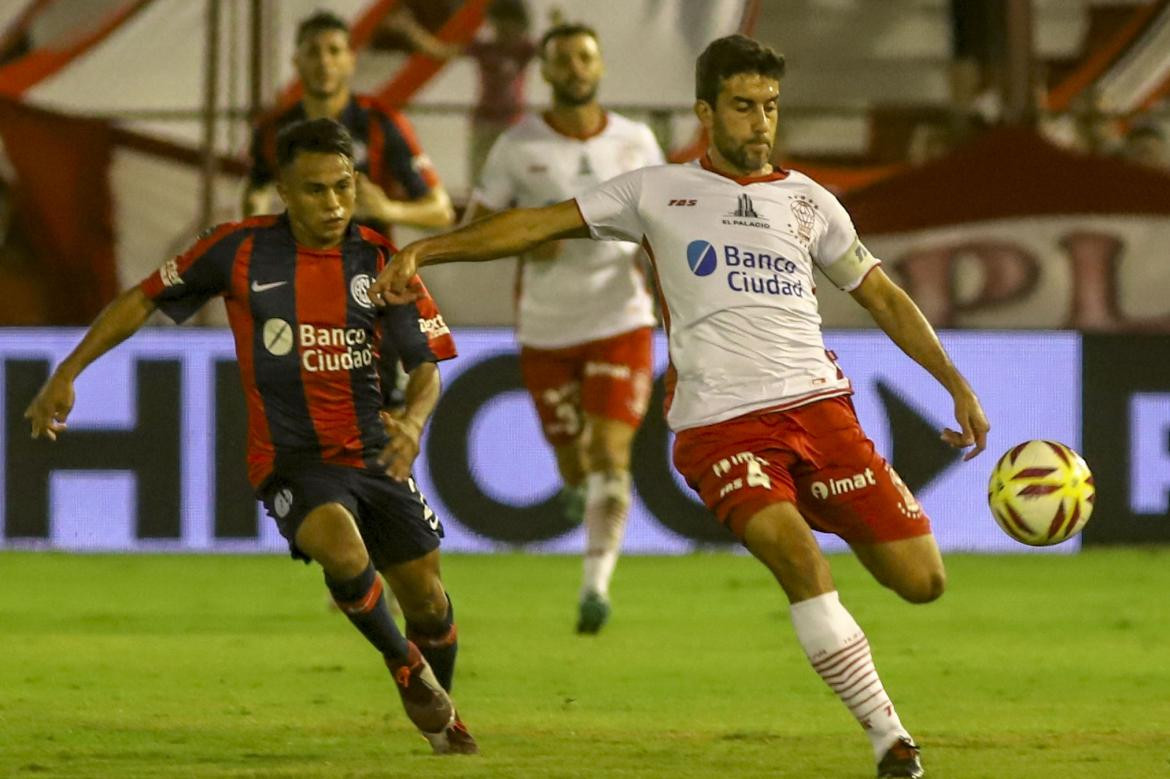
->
<box><xmin>258</xmin><ymin>464</ymin><xmax>444</xmax><ymax>569</ymax></box>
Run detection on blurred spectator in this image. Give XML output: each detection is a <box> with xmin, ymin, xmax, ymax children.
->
<box><xmin>1040</xmin><ymin>87</ymin><xmax>1120</xmax><ymax>157</ymax></box>
<box><xmin>1119</xmin><ymin>122</ymin><xmax>1168</xmax><ymax>170</ymax></box>
<box><xmin>948</xmin><ymin>58</ymin><xmax>1002</xmax><ymax>131</ymax></box>
<box><xmin>243</xmin><ymin>11</ymin><xmax>453</xmax><ymax>236</ymax></box>
<box><xmin>377</xmin><ymin>0</ymin><xmax>542</xmax><ymax>181</ymax></box>
<box><xmin>906</xmin><ymin>122</ymin><xmax>954</xmax><ymax>165</ymax></box>
<box><xmin>374</xmin><ymin>0</ymin><xmax>462</xmax><ymax>57</ymax></box>
<box><xmin>465</xmin><ymin>0</ymin><xmax>541</xmax><ymax>180</ymax></box>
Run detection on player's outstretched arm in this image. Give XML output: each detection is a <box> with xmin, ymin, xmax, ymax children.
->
<box><xmin>24</xmin><ymin>287</ymin><xmax>157</xmax><ymax>441</ymax></box>
<box><xmin>356</xmin><ymin>174</ymin><xmax>456</xmax><ymax>229</ymax></box>
<box><xmin>378</xmin><ymin>362</ymin><xmax>440</xmax><ymax>481</ymax></box>
<box><xmin>369</xmin><ymin>200</ymin><xmax>589</xmax><ymax>305</ymax></box>
<box><xmin>850</xmin><ymin>267</ymin><xmax>989</xmax><ymax>460</ymax></box>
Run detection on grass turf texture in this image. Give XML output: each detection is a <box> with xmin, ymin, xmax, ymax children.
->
<box><xmin>1</xmin><ymin>549</ymin><xmax>1168</xmax><ymax>778</ymax></box>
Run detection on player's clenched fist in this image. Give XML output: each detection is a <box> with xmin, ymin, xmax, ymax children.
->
<box><xmin>25</xmin><ymin>373</ymin><xmax>75</xmax><ymax>441</ymax></box>
<box><xmin>369</xmin><ymin>246</ymin><xmax>423</xmax><ymax>307</ymax></box>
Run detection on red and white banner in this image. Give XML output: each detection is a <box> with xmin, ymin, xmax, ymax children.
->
<box><xmin>820</xmin><ymin>128</ymin><xmax>1170</xmax><ymax>331</ymax></box>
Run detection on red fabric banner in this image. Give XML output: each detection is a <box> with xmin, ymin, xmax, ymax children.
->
<box><xmin>0</xmin><ymin>97</ymin><xmax>116</xmax><ymax>323</ymax></box>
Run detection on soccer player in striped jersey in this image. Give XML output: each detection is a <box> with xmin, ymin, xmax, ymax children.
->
<box><xmin>26</xmin><ymin>119</ymin><xmax>476</xmax><ymax>755</ymax></box>
<box><xmin>371</xmin><ymin>34</ymin><xmax>991</xmax><ymax>779</ymax></box>
<box><xmin>243</xmin><ymin>11</ymin><xmax>454</xmax><ymax>242</ymax></box>
<box><xmin>465</xmin><ymin>23</ymin><xmax>664</xmax><ymax>634</ymax></box>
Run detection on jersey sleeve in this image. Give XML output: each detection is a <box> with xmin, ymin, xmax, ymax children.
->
<box><xmin>380</xmin><ymin>276</ymin><xmax>457</xmax><ymax>372</ymax></box>
<box><xmin>574</xmin><ymin>168</ymin><xmax>647</xmax><ymax>243</ymax></box>
<box><xmin>470</xmin><ymin>133</ymin><xmax>515</xmax><ymax>210</ymax></box>
<box><xmin>810</xmin><ymin>188</ymin><xmax>881</xmax><ymax>292</ymax></box>
<box><xmin>377</xmin><ymin>110</ymin><xmax>439</xmax><ymax>199</ymax></box>
<box><xmin>138</xmin><ymin>223</ymin><xmax>244</xmax><ymax>323</ymax></box>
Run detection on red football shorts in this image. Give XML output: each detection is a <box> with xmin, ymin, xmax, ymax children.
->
<box><xmin>672</xmin><ymin>396</ymin><xmax>932</xmax><ymax>544</ymax></box>
<box><xmin>520</xmin><ymin>327</ymin><xmax>653</xmax><ymax>445</ymax></box>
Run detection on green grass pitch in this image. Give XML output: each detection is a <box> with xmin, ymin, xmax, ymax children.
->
<box><xmin>2</xmin><ymin>549</ymin><xmax>1169</xmax><ymax>778</ymax></box>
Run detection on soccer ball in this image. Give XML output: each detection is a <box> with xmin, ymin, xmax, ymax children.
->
<box><xmin>987</xmin><ymin>440</ymin><xmax>1095</xmax><ymax>546</ymax></box>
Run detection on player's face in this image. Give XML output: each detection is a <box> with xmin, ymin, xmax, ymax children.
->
<box><xmin>293</xmin><ymin>29</ymin><xmax>354</xmax><ymax>100</ymax></box>
<box><xmin>699</xmin><ymin>72</ymin><xmax>780</xmax><ymax>175</ymax></box>
<box><xmin>277</xmin><ymin>151</ymin><xmax>356</xmax><ymax>249</ymax></box>
<box><xmin>541</xmin><ymin>34</ymin><xmax>604</xmax><ymax>107</ymax></box>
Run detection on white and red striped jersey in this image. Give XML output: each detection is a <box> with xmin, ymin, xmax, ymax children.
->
<box><xmin>472</xmin><ymin>111</ymin><xmax>663</xmax><ymax>348</ymax></box>
<box><xmin>574</xmin><ymin>155</ymin><xmax>881</xmax><ymax>432</ymax></box>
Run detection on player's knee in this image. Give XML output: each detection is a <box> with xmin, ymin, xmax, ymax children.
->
<box><xmin>318</xmin><ymin>543</ymin><xmax>368</xmax><ymax>580</ymax></box>
<box><xmin>896</xmin><ymin>569</ymin><xmax>946</xmax><ymax>604</ymax></box>
<box><xmin>585</xmin><ymin>423</ymin><xmax>633</xmax><ymax>474</ymax></box>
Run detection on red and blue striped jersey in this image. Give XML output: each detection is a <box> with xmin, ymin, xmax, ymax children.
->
<box><xmin>138</xmin><ymin>214</ymin><xmax>456</xmax><ymax>487</ymax></box>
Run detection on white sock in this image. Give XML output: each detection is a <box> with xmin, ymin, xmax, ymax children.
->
<box><xmin>789</xmin><ymin>591</ymin><xmax>911</xmax><ymax>760</ymax></box>
<box><xmin>581</xmin><ymin>470</ymin><xmax>630</xmax><ymax>599</ymax></box>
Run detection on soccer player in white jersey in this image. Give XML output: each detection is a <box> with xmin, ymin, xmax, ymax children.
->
<box><xmin>372</xmin><ymin>35</ymin><xmax>989</xmax><ymax>778</ymax></box>
<box><xmin>466</xmin><ymin>23</ymin><xmax>664</xmax><ymax>634</ymax></box>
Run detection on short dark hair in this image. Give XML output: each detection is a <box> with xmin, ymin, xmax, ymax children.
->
<box><xmin>539</xmin><ymin>22</ymin><xmax>599</xmax><ymax>58</ymax></box>
<box><xmin>296</xmin><ymin>10</ymin><xmax>349</xmax><ymax>46</ymax></box>
<box><xmin>488</xmin><ymin>0</ymin><xmax>529</xmax><ymax>25</ymax></box>
<box><xmin>276</xmin><ymin>118</ymin><xmax>354</xmax><ymax>169</ymax></box>
<box><xmin>695</xmin><ymin>35</ymin><xmax>785</xmax><ymax>106</ymax></box>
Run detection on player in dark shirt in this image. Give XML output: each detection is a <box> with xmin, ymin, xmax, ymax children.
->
<box><xmin>243</xmin><ymin>11</ymin><xmax>454</xmax><ymax>242</ymax></box>
<box><xmin>25</xmin><ymin>118</ymin><xmax>476</xmax><ymax>755</ymax></box>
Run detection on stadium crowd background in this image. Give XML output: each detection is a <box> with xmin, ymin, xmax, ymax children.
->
<box><xmin>0</xmin><ymin>0</ymin><xmax>1168</xmax><ymax>328</ymax></box>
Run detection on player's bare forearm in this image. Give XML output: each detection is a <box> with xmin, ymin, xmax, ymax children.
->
<box><xmin>399</xmin><ymin>362</ymin><xmax>441</xmax><ymax>434</ymax></box>
<box><xmin>851</xmin><ymin>267</ymin><xmax>989</xmax><ymax>457</ymax></box>
<box><xmin>58</xmin><ymin>287</ymin><xmax>157</xmax><ymax>381</ymax></box>
<box><xmin>388</xmin><ymin>9</ymin><xmax>462</xmax><ymax>60</ymax></box>
<box><xmin>358</xmin><ymin>178</ymin><xmax>454</xmax><ymax>229</ymax></box>
<box><xmin>851</xmin><ymin>268</ymin><xmax>967</xmax><ymax>393</ymax></box>
<box><xmin>25</xmin><ymin>287</ymin><xmax>156</xmax><ymax>440</ymax></box>
<box><xmin>377</xmin><ymin>361</ymin><xmax>440</xmax><ymax>479</ymax></box>
<box><xmin>370</xmin><ymin>200</ymin><xmax>589</xmax><ymax>305</ymax></box>
<box><xmin>420</xmin><ymin>201</ymin><xmax>586</xmax><ymax>266</ymax></box>
<box><xmin>382</xmin><ymin>188</ymin><xmax>456</xmax><ymax>229</ymax></box>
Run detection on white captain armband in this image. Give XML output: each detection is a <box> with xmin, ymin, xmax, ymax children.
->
<box><xmin>820</xmin><ymin>238</ymin><xmax>881</xmax><ymax>291</ymax></box>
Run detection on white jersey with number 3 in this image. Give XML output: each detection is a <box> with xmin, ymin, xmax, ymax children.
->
<box><xmin>472</xmin><ymin>112</ymin><xmax>663</xmax><ymax>348</ymax></box>
<box><xmin>574</xmin><ymin>157</ymin><xmax>881</xmax><ymax>432</ymax></box>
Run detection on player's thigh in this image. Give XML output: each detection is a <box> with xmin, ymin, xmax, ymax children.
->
<box><xmin>295</xmin><ymin>502</ymin><xmax>369</xmax><ymax>577</ymax></box>
<box><xmin>583</xmin><ymin>413</ymin><xmax>637</xmax><ymax>472</ymax></box>
<box><xmin>259</xmin><ymin>468</ymin><xmax>366</xmax><ymax>574</ymax></box>
<box><xmin>382</xmin><ymin>548</ymin><xmax>448</xmax><ymax>623</ymax></box>
<box><xmin>579</xmin><ymin>328</ymin><xmax>653</xmax><ymax>454</ymax></box>
<box><xmin>850</xmin><ymin>534</ymin><xmax>946</xmax><ymax>604</ymax></box>
<box><xmin>741</xmin><ymin>501</ymin><xmax>836</xmax><ymax>603</ymax></box>
<box><xmin>791</xmin><ymin>397</ymin><xmax>934</xmax><ymax>545</ymax></box>
<box><xmin>351</xmin><ymin>470</ymin><xmax>444</xmax><ymax>572</ymax></box>
<box><xmin>520</xmin><ymin>344</ymin><xmax>584</xmax><ymax>446</ymax></box>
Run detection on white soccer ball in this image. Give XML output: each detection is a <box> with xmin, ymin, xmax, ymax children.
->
<box><xmin>987</xmin><ymin>440</ymin><xmax>1095</xmax><ymax>546</ymax></box>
